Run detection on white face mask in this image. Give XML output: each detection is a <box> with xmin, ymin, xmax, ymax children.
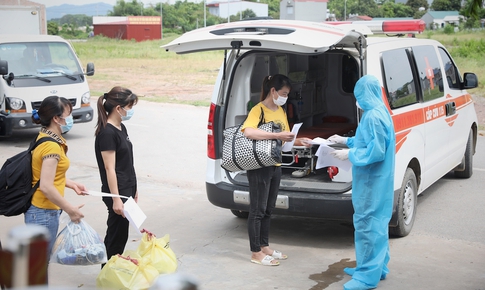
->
<box><xmin>356</xmin><ymin>101</ymin><xmax>362</xmax><ymax>110</ymax></box>
<box><xmin>273</xmin><ymin>93</ymin><xmax>288</xmax><ymax>106</ymax></box>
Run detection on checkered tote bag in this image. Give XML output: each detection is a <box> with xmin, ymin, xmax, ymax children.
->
<box><xmin>221</xmin><ymin>108</ymin><xmax>282</xmax><ymax>172</ymax></box>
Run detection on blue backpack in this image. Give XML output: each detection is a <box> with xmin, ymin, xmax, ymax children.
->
<box><xmin>0</xmin><ymin>137</ymin><xmax>56</xmax><ymax>216</ymax></box>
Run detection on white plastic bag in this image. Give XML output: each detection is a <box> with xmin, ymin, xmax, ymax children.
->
<box><xmin>50</xmin><ymin>219</ymin><xmax>107</xmax><ymax>265</ymax></box>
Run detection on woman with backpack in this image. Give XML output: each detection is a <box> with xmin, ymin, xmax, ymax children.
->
<box><xmin>27</xmin><ymin>96</ymin><xmax>87</xmax><ymax>257</ymax></box>
<box><xmin>94</xmin><ymin>86</ymin><xmax>138</xmax><ymax>267</ymax></box>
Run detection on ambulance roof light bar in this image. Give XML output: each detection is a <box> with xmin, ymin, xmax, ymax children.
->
<box><xmin>327</xmin><ymin>19</ymin><xmax>426</xmax><ymax>35</ymax></box>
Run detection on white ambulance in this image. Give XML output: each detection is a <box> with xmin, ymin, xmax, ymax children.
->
<box><xmin>0</xmin><ymin>35</ymin><xmax>94</xmax><ymax>137</ymax></box>
<box><xmin>163</xmin><ymin>19</ymin><xmax>478</xmax><ymax>237</ymax></box>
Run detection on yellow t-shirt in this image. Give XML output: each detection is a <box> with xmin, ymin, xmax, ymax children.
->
<box><xmin>31</xmin><ymin>129</ymin><xmax>69</xmax><ymax>210</ymax></box>
<box><xmin>241</xmin><ymin>102</ymin><xmax>290</xmax><ymax>133</ymax></box>
<box><xmin>241</xmin><ymin>102</ymin><xmax>289</xmax><ymax>167</ymax></box>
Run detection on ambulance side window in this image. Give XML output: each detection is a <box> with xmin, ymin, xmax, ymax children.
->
<box><xmin>412</xmin><ymin>45</ymin><xmax>443</xmax><ymax>102</ymax></box>
<box><xmin>381</xmin><ymin>48</ymin><xmax>417</xmax><ymax>109</ymax></box>
<box><xmin>438</xmin><ymin>48</ymin><xmax>461</xmax><ymax>89</ymax></box>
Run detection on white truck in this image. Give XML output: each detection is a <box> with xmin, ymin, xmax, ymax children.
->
<box><xmin>0</xmin><ymin>35</ymin><xmax>94</xmax><ymax>137</ymax></box>
<box><xmin>0</xmin><ymin>5</ymin><xmax>46</xmax><ymax>35</ymax></box>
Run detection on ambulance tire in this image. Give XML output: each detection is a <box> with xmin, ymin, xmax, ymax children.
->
<box><xmin>454</xmin><ymin>129</ymin><xmax>473</xmax><ymax>178</ymax></box>
<box><xmin>390</xmin><ymin>168</ymin><xmax>417</xmax><ymax>237</ymax></box>
<box><xmin>231</xmin><ymin>209</ymin><xmax>249</xmax><ymax>218</ymax></box>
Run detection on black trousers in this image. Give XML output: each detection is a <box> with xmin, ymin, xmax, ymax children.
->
<box><xmin>101</xmin><ymin>186</ymin><xmax>136</xmax><ymax>267</ymax></box>
<box><xmin>246</xmin><ymin>166</ymin><xmax>281</xmax><ymax>252</ymax></box>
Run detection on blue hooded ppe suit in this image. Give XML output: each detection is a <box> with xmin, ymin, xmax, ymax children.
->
<box><xmin>343</xmin><ymin>75</ymin><xmax>396</xmax><ymax>290</ymax></box>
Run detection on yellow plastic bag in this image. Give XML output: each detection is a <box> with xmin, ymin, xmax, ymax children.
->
<box><xmin>96</xmin><ymin>253</ymin><xmax>159</xmax><ymax>290</ymax></box>
<box><xmin>137</xmin><ymin>229</ymin><xmax>177</xmax><ymax>274</ymax></box>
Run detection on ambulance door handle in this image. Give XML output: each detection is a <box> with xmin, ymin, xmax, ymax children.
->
<box><xmin>445</xmin><ymin>102</ymin><xmax>456</xmax><ymax>116</ymax></box>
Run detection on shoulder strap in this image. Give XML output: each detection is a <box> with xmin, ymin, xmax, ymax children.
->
<box><xmin>29</xmin><ymin>136</ymin><xmax>57</xmax><ymax>152</ymax></box>
<box><xmin>257</xmin><ymin>106</ymin><xmax>265</xmax><ymax>127</ymax></box>
<box><xmin>29</xmin><ymin>136</ymin><xmax>57</xmax><ymax>191</ymax></box>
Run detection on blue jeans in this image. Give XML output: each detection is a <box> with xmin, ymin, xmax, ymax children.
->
<box><xmin>24</xmin><ymin>204</ymin><xmax>61</xmax><ymax>257</ymax></box>
<box><xmin>247</xmin><ymin>166</ymin><xmax>281</xmax><ymax>252</ymax></box>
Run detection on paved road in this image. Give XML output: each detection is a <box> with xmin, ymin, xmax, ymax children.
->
<box><xmin>1</xmin><ymin>100</ymin><xmax>484</xmax><ymax>290</ymax></box>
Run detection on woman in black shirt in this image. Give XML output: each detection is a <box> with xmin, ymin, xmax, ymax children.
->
<box><xmin>94</xmin><ymin>86</ymin><xmax>138</xmax><ymax>266</ymax></box>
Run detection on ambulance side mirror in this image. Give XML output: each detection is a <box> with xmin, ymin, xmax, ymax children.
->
<box><xmin>462</xmin><ymin>73</ymin><xmax>477</xmax><ymax>89</ymax></box>
<box><xmin>0</xmin><ymin>60</ymin><xmax>7</xmax><ymax>76</ymax></box>
<box><xmin>86</xmin><ymin>62</ymin><xmax>95</xmax><ymax>76</ymax></box>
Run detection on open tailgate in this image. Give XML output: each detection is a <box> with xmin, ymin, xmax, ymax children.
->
<box><xmin>162</xmin><ymin>20</ymin><xmax>370</xmax><ymax>54</ymax></box>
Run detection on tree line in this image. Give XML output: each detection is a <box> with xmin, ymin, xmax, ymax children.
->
<box><xmin>48</xmin><ymin>0</ymin><xmax>485</xmax><ymax>37</ymax></box>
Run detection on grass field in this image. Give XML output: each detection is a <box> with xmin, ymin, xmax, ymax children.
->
<box><xmin>72</xmin><ymin>30</ymin><xmax>485</xmax><ymax>106</ymax></box>
<box><xmin>73</xmin><ymin>34</ymin><xmax>223</xmax><ymax>106</ymax></box>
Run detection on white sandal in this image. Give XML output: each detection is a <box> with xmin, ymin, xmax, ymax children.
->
<box><xmin>251</xmin><ymin>255</ymin><xmax>280</xmax><ymax>266</ymax></box>
<box><xmin>271</xmin><ymin>250</ymin><xmax>288</xmax><ymax>260</ymax></box>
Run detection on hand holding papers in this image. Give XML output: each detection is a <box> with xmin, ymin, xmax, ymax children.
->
<box><xmin>327</xmin><ymin>134</ymin><xmax>348</xmax><ymax>144</ymax></box>
<box><xmin>315</xmin><ymin>142</ymin><xmax>352</xmax><ymax>172</ymax></box>
<box><xmin>331</xmin><ymin>149</ymin><xmax>349</xmax><ymax>161</ymax></box>
<box><xmin>123</xmin><ymin>197</ymin><xmax>147</xmax><ymax>233</ymax></box>
<box><xmin>310</xmin><ymin>137</ymin><xmax>333</xmax><ymax>145</ymax></box>
<box><xmin>282</xmin><ymin>123</ymin><xmax>302</xmax><ymax>152</ymax></box>
<box><xmin>87</xmin><ymin>191</ymin><xmax>147</xmax><ymax>233</ymax></box>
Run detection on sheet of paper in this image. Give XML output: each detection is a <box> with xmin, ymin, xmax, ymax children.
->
<box><xmin>87</xmin><ymin>190</ymin><xmax>129</xmax><ymax>199</ymax></box>
<box><xmin>315</xmin><ymin>144</ymin><xmax>352</xmax><ymax>171</ymax></box>
<box><xmin>87</xmin><ymin>191</ymin><xmax>145</xmax><ymax>233</ymax></box>
<box><xmin>282</xmin><ymin>123</ymin><xmax>303</xmax><ymax>152</ymax></box>
<box><xmin>311</xmin><ymin>137</ymin><xmax>332</xmax><ymax>145</ymax></box>
<box><xmin>123</xmin><ymin>197</ymin><xmax>147</xmax><ymax>233</ymax></box>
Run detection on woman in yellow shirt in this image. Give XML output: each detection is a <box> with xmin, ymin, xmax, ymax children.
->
<box><xmin>26</xmin><ymin>96</ymin><xmax>86</xmax><ymax>258</ymax></box>
<box><xmin>242</xmin><ymin>74</ymin><xmax>311</xmax><ymax>266</ymax></box>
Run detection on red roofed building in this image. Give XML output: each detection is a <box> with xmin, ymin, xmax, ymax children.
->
<box><xmin>93</xmin><ymin>16</ymin><xmax>162</xmax><ymax>42</ymax></box>
<box><xmin>347</xmin><ymin>15</ymin><xmax>373</xmax><ymax>21</ymax></box>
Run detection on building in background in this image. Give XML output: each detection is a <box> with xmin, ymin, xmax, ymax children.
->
<box><xmin>347</xmin><ymin>15</ymin><xmax>372</xmax><ymax>21</ymax></box>
<box><xmin>93</xmin><ymin>16</ymin><xmax>162</xmax><ymax>41</ymax></box>
<box><xmin>0</xmin><ymin>0</ymin><xmax>46</xmax><ymax>35</ymax></box>
<box><xmin>206</xmin><ymin>1</ymin><xmax>268</xmax><ymax>19</ymax></box>
<box><xmin>280</xmin><ymin>0</ymin><xmax>328</xmax><ymax>22</ymax></box>
<box><xmin>421</xmin><ymin>11</ymin><xmax>463</xmax><ymax>29</ymax></box>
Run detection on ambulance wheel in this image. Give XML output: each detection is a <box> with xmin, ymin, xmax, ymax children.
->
<box><xmin>454</xmin><ymin>129</ymin><xmax>473</xmax><ymax>178</ymax></box>
<box><xmin>390</xmin><ymin>168</ymin><xmax>417</xmax><ymax>237</ymax></box>
<box><xmin>231</xmin><ymin>209</ymin><xmax>249</xmax><ymax>218</ymax></box>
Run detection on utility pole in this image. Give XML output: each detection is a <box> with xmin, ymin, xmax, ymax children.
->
<box><xmin>204</xmin><ymin>0</ymin><xmax>206</xmax><ymax>27</ymax></box>
<box><xmin>344</xmin><ymin>0</ymin><xmax>347</xmax><ymax>21</ymax></box>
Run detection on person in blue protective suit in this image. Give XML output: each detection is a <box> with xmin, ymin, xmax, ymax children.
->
<box><xmin>328</xmin><ymin>74</ymin><xmax>396</xmax><ymax>290</ymax></box>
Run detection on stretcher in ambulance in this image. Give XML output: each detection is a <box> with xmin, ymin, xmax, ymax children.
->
<box><xmin>163</xmin><ymin>19</ymin><xmax>478</xmax><ymax>237</ymax></box>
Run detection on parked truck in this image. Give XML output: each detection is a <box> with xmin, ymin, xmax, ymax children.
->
<box><xmin>0</xmin><ymin>5</ymin><xmax>46</xmax><ymax>35</ymax></box>
<box><xmin>0</xmin><ymin>35</ymin><xmax>95</xmax><ymax>137</ymax></box>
